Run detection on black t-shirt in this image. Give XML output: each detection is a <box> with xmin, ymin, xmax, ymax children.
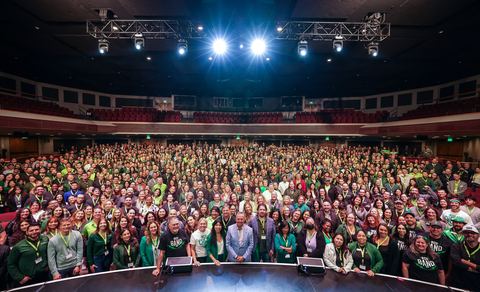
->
<box><xmin>428</xmin><ymin>235</ymin><xmax>453</xmax><ymax>270</ymax></box>
<box><xmin>402</xmin><ymin>249</ymin><xmax>443</xmax><ymax>284</ymax></box>
<box><xmin>353</xmin><ymin>247</ymin><xmax>371</xmax><ymax>271</ymax></box>
<box><xmin>396</xmin><ymin>237</ymin><xmax>408</xmax><ymax>252</ymax></box>
<box><xmin>159</xmin><ymin>228</ymin><xmax>190</xmax><ymax>258</ymax></box>
<box><xmin>363</xmin><ymin>226</ymin><xmax>377</xmax><ymax>239</ymax></box>
<box><xmin>408</xmin><ymin>226</ymin><xmax>426</xmax><ymax>240</ymax></box>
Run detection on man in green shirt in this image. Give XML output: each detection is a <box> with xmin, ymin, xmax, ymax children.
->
<box><xmin>7</xmin><ymin>223</ymin><xmax>49</xmax><ymax>287</ymax></box>
<box><xmin>152</xmin><ymin>177</ymin><xmax>167</xmax><ymax>198</ymax></box>
<box><xmin>443</xmin><ymin>216</ymin><xmax>466</xmax><ymax>243</ymax></box>
<box><xmin>82</xmin><ymin>207</ymin><xmax>103</xmax><ymax>239</ymax></box>
<box><xmin>416</xmin><ymin>170</ymin><xmax>435</xmax><ymax>194</ymax></box>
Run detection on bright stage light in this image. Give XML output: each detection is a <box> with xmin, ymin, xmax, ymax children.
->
<box><xmin>251</xmin><ymin>39</ymin><xmax>266</xmax><ymax>55</ymax></box>
<box><xmin>213</xmin><ymin>39</ymin><xmax>227</xmax><ymax>54</ymax></box>
<box><xmin>333</xmin><ymin>40</ymin><xmax>343</xmax><ymax>52</ymax></box>
<box><xmin>298</xmin><ymin>40</ymin><xmax>308</xmax><ymax>57</ymax></box>
<box><xmin>178</xmin><ymin>39</ymin><xmax>188</xmax><ymax>55</ymax></box>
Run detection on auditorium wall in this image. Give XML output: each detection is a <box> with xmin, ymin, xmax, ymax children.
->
<box><xmin>1</xmin><ymin>71</ymin><xmax>478</xmax><ymax>118</ymax></box>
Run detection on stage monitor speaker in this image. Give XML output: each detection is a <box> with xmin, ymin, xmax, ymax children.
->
<box><xmin>297</xmin><ymin>257</ymin><xmax>325</xmax><ymax>275</ymax></box>
<box><xmin>165</xmin><ymin>257</ymin><xmax>192</xmax><ymax>274</ymax></box>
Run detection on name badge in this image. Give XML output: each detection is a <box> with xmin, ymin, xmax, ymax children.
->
<box><xmin>128</xmin><ymin>262</ymin><xmax>134</xmax><ymax>268</ymax></box>
<box><xmin>359</xmin><ymin>265</ymin><xmax>366</xmax><ymax>270</ymax></box>
<box><xmin>307</xmin><ymin>248</ymin><xmax>312</xmax><ymax>253</ymax></box>
<box><xmin>66</xmin><ymin>253</ymin><xmax>73</xmax><ymax>259</ymax></box>
<box><xmin>35</xmin><ymin>257</ymin><xmax>43</xmax><ymax>264</ymax></box>
<box><xmin>285</xmin><ymin>254</ymin><xmax>291</xmax><ymax>259</ymax></box>
<box><xmin>104</xmin><ymin>251</ymin><xmax>109</xmax><ymax>256</ymax></box>
<box><xmin>261</xmin><ymin>235</ymin><xmax>266</xmax><ymax>240</ymax></box>
<box><xmin>191</xmin><ymin>208</ymin><xmax>195</xmax><ymax>213</ymax></box>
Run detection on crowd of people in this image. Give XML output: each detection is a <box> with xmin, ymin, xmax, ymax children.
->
<box><xmin>0</xmin><ymin>142</ymin><xmax>479</xmax><ymax>291</ymax></box>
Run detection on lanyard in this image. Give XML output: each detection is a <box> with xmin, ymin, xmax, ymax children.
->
<box><xmin>339</xmin><ymin>216</ymin><xmax>345</xmax><ymax>224</ymax></box>
<box><xmin>99</xmin><ymin>232</ymin><xmax>107</xmax><ymax>249</ymax></box>
<box><xmin>259</xmin><ymin>219</ymin><xmax>266</xmax><ymax>231</ymax></box>
<box><xmin>347</xmin><ymin>225</ymin><xmax>356</xmax><ymax>235</ymax></box>
<box><xmin>467</xmin><ymin>206</ymin><xmax>476</xmax><ymax>216</ymax></box>
<box><xmin>464</xmin><ymin>242</ymin><xmax>480</xmax><ymax>261</ymax></box>
<box><xmin>454</xmin><ymin>180</ymin><xmax>460</xmax><ymax>191</ymax></box>
<box><xmin>376</xmin><ymin>237</ymin><xmax>388</xmax><ymax>249</ymax></box>
<box><xmin>27</xmin><ymin>239</ymin><xmax>41</xmax><ymax>257</ymax></box>
<box><xmin>76</xmin><ymin>203</ymin><xmax>83</xmax><ymax>210</ymax></box>
<box><xmin>61</xmin><ymin>233</ymin><xmax>70</xmax><ymax>251</ymax></box>
<box><xmin>323</xmin><ymin>231</ymin><xmax>331</xmax><ymax>242</ymax></box>
<box><xmin>223</xmin><ymin>216</ymin><xmax>231</xmax><ymax>227</ymax></box>
<box><xmin>152</xmin><ymin>237</ymin><xmax>158</xmax><ymax>250</ymax></box>
<box><xmin>125</xmin><ymin>244</ymin><xmax>131</xmax><ymax>261</ymax></box>
<box><xmin>336</xmin><ymin>247</ymin><xmax>343</xmax><ymax>265</ymax></box>
<box><xmin>307</xmin><ymin>231</ymin><xmax>316</xmax><ymax>247</ymax></box>
<box><xmin>359</xmin><ymin>245</ymin><xmax>366</xmax><ymax>264</ymax></box>
<box><xmin>282</xmin><ymin>235</ymin><xmax>289</xmax><ymax>247</ymax></box>
<box><xmin>50</xmin><ymin>230</ymin><xmax>58</xmax><ymax>237</ymax></box>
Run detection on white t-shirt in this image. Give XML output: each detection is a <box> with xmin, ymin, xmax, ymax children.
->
<box><xmin>440</xmin><ymin>209</ymin><xmax>473</xmax><ymax>229</ymax></box>
<box><xmin>190</xmin><ymin>229</ymin><xmax>211</xmax><ymax>258</ymax></box>
<box><xmin>217</xmin><ymin>239</ymin><xmax>224</xmax><ymax>255</ymax></box>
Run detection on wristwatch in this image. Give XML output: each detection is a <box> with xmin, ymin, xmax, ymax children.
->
<box><xmin>235</xmin><ymin>255</ymin><xmax>239</xmax><ymax>260</ymax></box>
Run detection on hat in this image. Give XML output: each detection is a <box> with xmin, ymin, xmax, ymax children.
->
<box><xmin>375</xmin><ymin>193</ymin><xmax>383</xmax><ymax>197</ymax></box>
<box><xmin>462</xmin><ymin>225</ymin><xmax>479</xmax><ymax>234</ymax></box>
<box><xmin>403</xmin><ymin>212</ymin><xmax>415</xmax><ymax>218</ymax></box>
<box><xmin>452</xmin><ymin>216</ymin><xmax>466</xmax><ymax>224</ymax></box>
<box><xmin>270</xmin><ymin>173</ymin><xmax>275</xmax><ymax>177</ymax></box>
<box><xmin>450</xmin><ymin>199</ymin><xmax>461</xmax><ymax>204</ymax></box>
<box><xmin>394</xmin><ymin>199</ymin><xmax>403</xmax><ymax>204</ymax></box>
<box><xmin>428</xmin><ymin>221</ymin><xmax>443</xmax><ymax>228</ymax></box>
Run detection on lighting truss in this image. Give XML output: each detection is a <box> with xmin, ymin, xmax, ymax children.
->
<box><xmin>273</xmin><ymin>21</ymin><xmax>390</xmax><ymax>42</ymax></box>
<box><xmin>86</xmin><ymin>20</ymin><xmax>207</xmax><ymax>39</ymax></box>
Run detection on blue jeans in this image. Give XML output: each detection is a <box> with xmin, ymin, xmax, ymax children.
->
<box><xmin>50</xmin><ymin>267</ymin><xmax>75</xmax><ymax>280</ymax></box>
<box><xmin>252</xmin><ymin>250</ymin><xmax>271</xmax><ymax>262</ymax></box>
<box><xmin>93</xmin><ymin>252</ymin><xmax>113</xmax><ymax>272</ymax></box>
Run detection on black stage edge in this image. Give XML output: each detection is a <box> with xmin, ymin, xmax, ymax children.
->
<box><xmin>6</xmin><ymin>263</ymin><xmax>470</xmax><ymax>292</ymax></box>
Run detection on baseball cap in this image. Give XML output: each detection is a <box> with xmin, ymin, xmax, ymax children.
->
<box><xmin>403</xmin><ymin>212</ymin><xmax>415</xmax><ymax>218</ymax></box>
<box><xmin>462</xmin><ymin>225</ymin><xmax>479</xmax><ymax>234</ymax></box>
<box><xmin>428</xmin><ymin>221</ymin><xmax>443</xmax><ymax>228</ymax></box>
<box><xmin>394</xmin><ymin>199</ymin><xmax>403</xmax><ymax>204</ymax></box>
<box><xmin>452</xmin><ymin>216</ymin><xmax>466</xmax><ymax>223</ymax></box>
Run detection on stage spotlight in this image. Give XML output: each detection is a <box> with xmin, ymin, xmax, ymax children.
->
<box><xmin>277</xmin><ymin>26</ymin><xmax>282</xmax><ymax>32</ymax></box>
<box><xmin>98</xmin><ymin>39</ymin><xmax>109</xmax><ymax>54</ymax></box>
<box><xmin>178</xmin><ymin>39</ymin><xmax>188</xmax><ymax>55</ymax></box>
<box><xmin>213</xmin><ymin>39</ymin><xmax>227</xmax><ymax>54</ymax></box>
<box><xmin>368</xmin><ymin>42</ymin><xmax>378</xmax><ymax>57</ymax></box>
<box><xmin>134</xmin><ymin>37</ymin><xmax>144</xmax><ymax>50</ymax></box>
<box><xmin>298</xmin><ymin>40</ymin><xmax>308</xmax><ymax>56</ymax></box>
<box><xmin>251</xmin><ymin>39</ymin><xmax>266</xmax><ymax>55</ymax></box>
<box><xmin>333</xmin><ymin>40</ymin><xmax>343</xmax><ymax>52</ymax></box>
<box><xmin>198</xmin><ymin>26</ymin><xmax>204</xmax><ymax>31</ymax></box>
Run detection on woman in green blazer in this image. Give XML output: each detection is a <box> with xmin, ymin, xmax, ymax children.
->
<box><xmin>348</xmin><ymin>230</ymin><xmax>384</xmax><ymax>276</ymax></box>
<box><xmin>206</xmin><ymin>218</ymin><xmax>227</xmax><ymax>266</ymax></box>
<box><xmin>139</xmin><ymin>221</ymin><xmax>163</xmax><ymax>267</ymax></box>
<box><xmin>113</xmin><ymin>228</ymin><xmax>141</xmax><ymax>269</ymax></box>
<box><xmin>336</xmin><ymin>212</ymin><xmax>361</xmax><ymax>244</ymax></box>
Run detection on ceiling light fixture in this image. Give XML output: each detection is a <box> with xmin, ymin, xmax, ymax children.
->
<box><xmin>178</xmin><ymin>39</ymin><xmax>188</xmax><ymax>55</ymax></box>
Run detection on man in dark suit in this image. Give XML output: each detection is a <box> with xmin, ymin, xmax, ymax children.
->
<box><xmin>248</xmin><ymin>204</ymin><xmax>275</xmax><ymax>262</ymax></box>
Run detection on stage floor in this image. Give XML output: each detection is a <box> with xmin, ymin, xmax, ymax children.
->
<box><xmin>8</xmin><ymin>263</ymin><xmax>468</xmax><ymax>292</ymax></box>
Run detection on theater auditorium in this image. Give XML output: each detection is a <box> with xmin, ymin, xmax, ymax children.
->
<box><xmin>0</xmin><ymin>0</ymin><xmax>480</xmax><ymax>291</ymax></box>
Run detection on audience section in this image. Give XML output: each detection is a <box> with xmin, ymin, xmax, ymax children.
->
<box><xmin>0</xmin><ymin>93</ymin><xmax>76</xmax><ymax>118</ymax></box>
<box><xmin>400</xmin><ymin>97</ymin><xmax>480</xmax><ymax>120</ymax></box>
